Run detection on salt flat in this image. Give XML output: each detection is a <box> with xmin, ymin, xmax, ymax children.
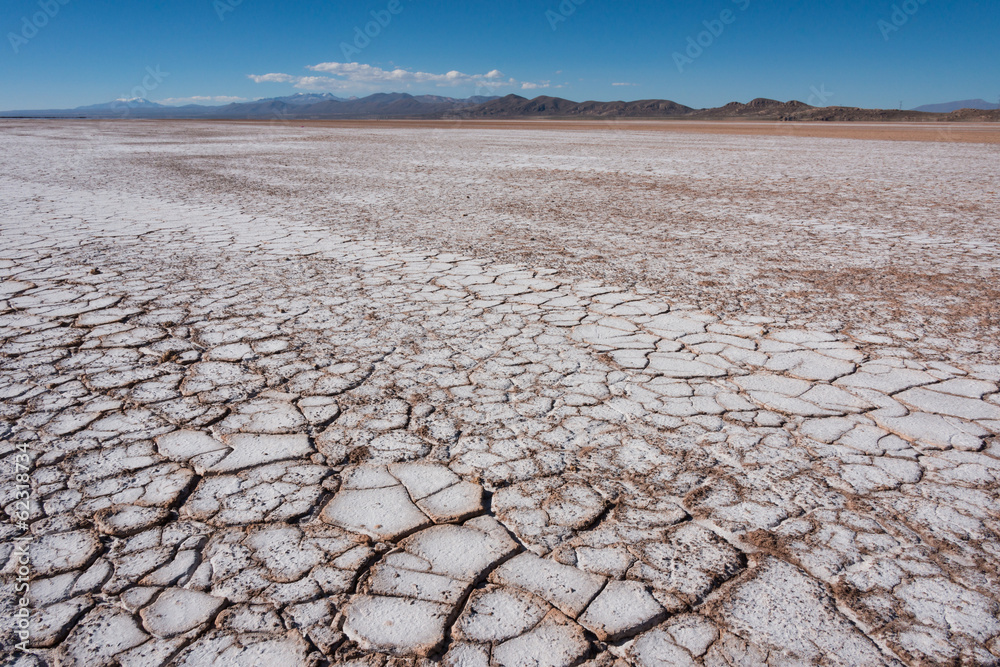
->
<box><xmin>1</xmin><ymin>120</ymin><xmax>999</xmax><ymax>665</ymax></box>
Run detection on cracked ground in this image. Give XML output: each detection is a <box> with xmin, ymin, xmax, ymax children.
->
<box><xmin>1</xmin><ymin>120</ymin><xmax>999</xmax><ymax>666</ymax></box>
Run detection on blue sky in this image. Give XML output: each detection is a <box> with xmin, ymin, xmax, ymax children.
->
<box><xmin>1</xmin><ymin>0</ymin><xmax>997</xmax><ymax>110</ymax></box>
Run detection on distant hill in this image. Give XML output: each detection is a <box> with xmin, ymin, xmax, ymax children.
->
<box><xmin>0</xmin><ymin>93</ymin><xmax>501</xmax><ymax>119</ymax></box>
<box><xmin>689</xmin><ymin>98</ymin><xmax>1000</xmax><ymax>122</ymax></box>
<box><xmin>3</xmin><ymin>93</ymin><xmax>999</xmax><ymax>122</ymax></box>
<box><xmin>689</xmin><ymin>98</ymin><xmax>812</xmax><ymax>120</ymax></box>
<box><xmin>265</xmin><ymin>93</ymin><xmax>350</xmax><ymax>106</ymax></box>
<box><xmin>75</xmin><ymin>98</ymin><xmax>167</xmax><ymax>111</ymax></box>
<box><xmin>912</xmin><ymin>99</ymin><xmax>1000</xmax><ymax>113</ymax></box>
<box><xmin>204</xmin><ymin>92</ymin><xmax>502</xmax><ymax>119</ymax></box>
<box><xmin>460</xmin><ymin>94</ymin><xmax>693</xmax><ymax>118</ymax></box>
<box><xmin>451</xmin><ymin>95</ymin><xmax>1000</xmax><ymax>122</ymax></box>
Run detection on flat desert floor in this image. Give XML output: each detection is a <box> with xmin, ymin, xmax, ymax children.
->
<box><xmin>1</xmin><ymin>120</ymin><xmax>999</xmax><ymax>666</ymax></box>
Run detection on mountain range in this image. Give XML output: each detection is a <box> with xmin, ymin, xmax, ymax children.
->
<box><xmin>461</xmin><ymin>95</ymin><xmax>1000</xmax><ymax>121</ymax></box>
<box><xmin>2</xmin><ymin>93</ymin><xmax>998</xmax><ymax>122</ymax></box>
<box><xmin>911</xmin><ymin>99</ymin><xmax>1000</xmax><ymax>113</ymax></box>
<box><xmin>0</xmin><ymin>93</ymin><xmax>501</xmax><ymax>119</ymax></box>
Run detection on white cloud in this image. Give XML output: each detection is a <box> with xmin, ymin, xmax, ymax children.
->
<box><xmin>248</xmin><ymin>62</ymin><xmax>546</xmax><ymax>93</ymax></box>
<box><xmin>612</xmin><ymin>82</ymin><xmax>639</xmax><ymax>87</ymax></box>
<box><xmin>157</xmin><ymin>95</ymin><xmax>248</xmax><ymax>106</ymax></box>
<box><xmin>248</xmin><ymin>73</ymin><xmax>297</xmax><ymax>84</ymax></box>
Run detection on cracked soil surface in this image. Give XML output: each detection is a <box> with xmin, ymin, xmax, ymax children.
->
<box><xmin>1</xmin><ymin>120</ymin><xmax>999</xmax><ymax>666</ymax></box>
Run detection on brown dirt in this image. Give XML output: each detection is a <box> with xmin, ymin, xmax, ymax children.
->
<box><xmin>199</xmin><ymin>118</ymin><xmax>1000</xmax><ymax>144</ymax></box>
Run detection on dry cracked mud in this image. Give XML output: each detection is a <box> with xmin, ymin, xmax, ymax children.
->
<box><xmin>1</xmin><ymin>120</ymin><xmax>999</xmax><ymax>666</ymax></box>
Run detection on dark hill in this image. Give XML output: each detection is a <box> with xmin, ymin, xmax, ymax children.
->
<box><xmin>458</xmin><ymin>95</ymin><xmax>693</xmax><ymax>118</ymax></box>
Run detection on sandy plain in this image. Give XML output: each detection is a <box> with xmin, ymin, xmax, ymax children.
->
<box><xmin>1</xmin><ymin>119</ymin><xmax>999</xmax><ymax>666</ymax></box>
<box><xmin>217</xmin><ymin>119</ymin><xmax>1000</xmax><ymax>144</ymax></box>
